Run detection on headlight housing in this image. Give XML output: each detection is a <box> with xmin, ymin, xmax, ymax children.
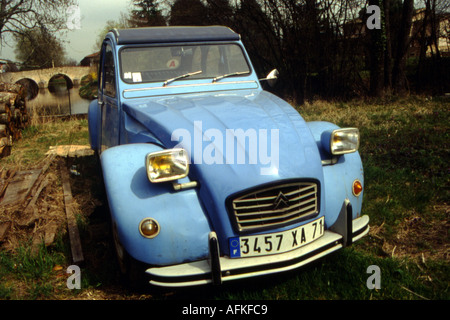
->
<box><xmin>146</xmin><ymin>148</ymin><xmax>189</xmax><ymax>183</ymax></box>
<box><xmin>321</xmin><ymin>128</ymin><xmax>360</xmax><ymax>155</ymax></box>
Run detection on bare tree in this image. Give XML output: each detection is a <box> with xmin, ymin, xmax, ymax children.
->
<box><xmin>205</xmin><ymin>0</ymin><xmax>234</xmax><ymax>26</ymax></box>
<box><xmin>392</xmin><ymin>0</ymin><xmax>415</xmax><ymax>94</ymax></box>
<box><xmin>14</xmin><ymin>26</ymin><xmax>66</xmax><ymax>69</ymax></box>
<box><xmin>129</xmin><ymin>0</ymin><xmax>167</xmax><ymax>27</ymax></box>
<box><xmin>414</xmin><ymin>0</ymin><xmax>450</xmax><ymax>94</ymax></box>
<box><xmin>169</xmin><ymin>0</ymin><xmax>208</xmax><ymax>26</ymax></box>
<box><xmin>94</xmin><ymin>14</ymin><xmax>132</xmax><ymax>51</ymax></box>
<box><xmin>242</xmin><ymin>0</ymin><xmax>370</xmax><ymax>102</ymax></box>
<box><xmin>367</xmin><ymin>0</ymin><xmax>385</xmax><ymax>97</ymax></box>
<box><xmin>0</xmin><ymin>0</ymin><xmax>75</xmax><ymax>43</ymax></box>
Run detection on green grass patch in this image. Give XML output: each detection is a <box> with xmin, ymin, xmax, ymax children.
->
<box><xmin>294</xmin><ymin>96</ymin><xmax>449</xmax><ymax>299</ymax></box>
<box><xmin>0</xmin><ymin>117</ymin><xmax>89</xmax><ymax>170</ymax></box>
<box><xmin>205</xmin><ymin>244</ymin><xmax>448</xmax><ymax>300</ymax></box>
<box><xmin>300</xmin><ymin>97</ymin><xmax>449</xmax><ymax>223</ymax></box>
<box><xmin>0</xmin><ymin>239</ymin><xmax>69</xmax><ymax>299</ymax></box>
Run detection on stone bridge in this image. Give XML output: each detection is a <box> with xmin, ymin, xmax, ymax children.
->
<box><xmin>0</xmin><ymin>66</ymin><xmax>93</xmax><ymax>90</ymax></box>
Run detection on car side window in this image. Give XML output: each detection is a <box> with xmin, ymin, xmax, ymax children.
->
<box><xmin>104</xmin><ymin>44</ymin><xmax>116</xmax><ymax>98</ymax></box>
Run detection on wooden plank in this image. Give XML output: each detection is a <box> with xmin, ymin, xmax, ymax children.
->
<box><xmin>23</xmin><ymin>175</ymin><xmax>49</xmax><ymax>216</ymax></box>
<box><xmin>60</xmin><ymin>161</ymin><xmax>84</xmax><ymax>264</ymax></box>
<box><xmin>0</xmin><ymin>169</ymin><xmax>16</xmax><ymax>200</ymax></box>
<box><xmin>0</xmin><ymin>221</ymin><xmax>11</xmax><ymax>242</ymax></box>
<box><xmin>0</xmin><ymin>169</ymin><xmax>41</xmax><ymax>206</ymax></box>
<box><xmin>44</xmin><ymin>222</ymin><xmax>59</xmax><ymax>246</ymax></box>
<box><xmin>46</xmin><ymin>145</ymin><xmax>94</xmax><ymax>157</ymax></box>
<box><xmin>23</xmin><ymin>154</ymin><xmax>55</xmax><ymax>209</ymax></box>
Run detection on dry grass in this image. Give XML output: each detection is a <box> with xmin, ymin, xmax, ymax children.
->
<box><xmin>0</xmin><ymin>116</ymin><xmax>89</xmax><ymax>172</ymax></box>
<box><xmin>298</xmin><ymin>96</ymin><xmax>449</xmax><ymax>264</ymax></box>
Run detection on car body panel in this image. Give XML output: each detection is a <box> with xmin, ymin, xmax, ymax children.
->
<box><xmin>101</xmin><ymin>143</ymin><xmax>212</xmax><ymax>265</ymax></box>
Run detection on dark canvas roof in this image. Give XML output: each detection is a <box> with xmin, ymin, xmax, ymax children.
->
<box><xmin>110</xmin><ymin>26</ymin><xmax>240</xmax><ymax>45</ymax></box>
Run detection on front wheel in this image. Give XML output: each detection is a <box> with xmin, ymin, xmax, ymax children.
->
<box><xmin>112</xmin><ymin>221</ymin><xmax>150</xmax><ymax>290</ymax></box>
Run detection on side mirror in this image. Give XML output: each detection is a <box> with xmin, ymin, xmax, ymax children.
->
<box><xmin>259</xmin><ymin>69</ymin><xmax>279</xmax><ymax>87</ymax></box>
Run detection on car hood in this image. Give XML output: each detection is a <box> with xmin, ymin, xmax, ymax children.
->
<box><xmin>123</xmin><ymin>90</ymin><xmax>324</xmax><ymax>244</ymax></box>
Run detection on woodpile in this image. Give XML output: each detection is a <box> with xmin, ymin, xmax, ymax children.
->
<box><xmin>0</xmin><ymin>82</ymin><xmax>29</xmax><ymax>158</ymax></box>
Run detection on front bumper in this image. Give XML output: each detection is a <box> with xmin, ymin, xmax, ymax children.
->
<box><xmin>145</xmin><ymin>214</ymin><xmax>370</xmax><ymax>287</ymax></box>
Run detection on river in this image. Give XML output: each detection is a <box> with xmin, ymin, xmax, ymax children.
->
<box><xmin>27</xmin><ymin>86</ymin><xmax>91</xmax><ymax>116</ymax></box>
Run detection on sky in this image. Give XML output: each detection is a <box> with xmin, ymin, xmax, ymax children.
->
<box><xmin>0</xmin><ymin>0</ymin><xmax>131</xmax><ymax>64</ymax></box>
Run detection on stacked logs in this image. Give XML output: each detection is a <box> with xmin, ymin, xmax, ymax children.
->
<box><xmin>0</xmin><ymin>82</ymin><xmax>29</xmax><ymax>158</ymax></box>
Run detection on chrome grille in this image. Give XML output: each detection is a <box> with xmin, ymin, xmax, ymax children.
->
<box><xmin>230</xmin><ymin>181</ymin><xmax>319</xmax><ymax>232</ymax></box>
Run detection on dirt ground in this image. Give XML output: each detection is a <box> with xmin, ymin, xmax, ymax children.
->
<box><xmin>369</xmin><ymin>211</ymin><xmax>449</xmax><ymax>262</ymax></box>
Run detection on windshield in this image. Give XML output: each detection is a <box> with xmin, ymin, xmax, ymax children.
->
<box><xmin>120</xmin><ymin>44</ymin><xmax>250</xmax><ymax>84</ymax></box>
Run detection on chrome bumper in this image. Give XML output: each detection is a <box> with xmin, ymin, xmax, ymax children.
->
<box><xmin>145</xmin><ymin>213</ymin><xmax>370</xmax><ymax>288</ymax></box>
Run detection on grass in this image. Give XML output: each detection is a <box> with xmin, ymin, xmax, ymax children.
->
<box><xmin>295</xmin><ymin>96</ymin><xmax>449</xmax><ymax>299</ymax></box>
<box><xmin>0</xmin><ymin>239</ymin><xmax>68</xmax><ymax>299</ymax></box>
<box><xmin>0</xmin><ymin>96</ymin><xmax>448</xmax><ymax>300</ymax></box>
<box><xmin>0</xmin><ymin>117</ymin><xmax>89</xmax><ymax>171</ymax></box>
<box><xmin>300</xmin><ymin>96</ymin><xmax>449</xmax><ymax>225</ymax></box>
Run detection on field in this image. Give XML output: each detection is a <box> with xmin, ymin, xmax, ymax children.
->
<box><xmin>0</xmin><ymin>96</ymin><xmax>448</xmax><ymax>301</ymax></box>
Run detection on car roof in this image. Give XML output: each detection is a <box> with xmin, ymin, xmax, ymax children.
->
<box><xmin>110</xmin><ymin>26</ymin><xmax>240</xmax><ymax>45</ymax></box>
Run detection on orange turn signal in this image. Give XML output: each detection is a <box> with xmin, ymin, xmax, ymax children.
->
<box><xmin>353</xmin><ymin>180</ymin><xmax>363</xmax><ymax>197</ymax></box>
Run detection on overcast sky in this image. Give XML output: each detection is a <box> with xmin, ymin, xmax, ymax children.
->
<box><xmin>0</xmin><ymin>0</ymin><xmax>131</xmax><ymax>64</ymax></box>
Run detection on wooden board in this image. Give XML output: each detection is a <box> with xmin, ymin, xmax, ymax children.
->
<box><xmin>0</xmin><ymin>221</ymin><xmax>11</xmax><ymax>242</ymax></box>
<box><xmin>0</xmin><ymin>169</ymin><xmax>41</xmax><ymax>206</ymax></box>
<box><xmin>46</xmin><ymin>145</ymin><xmax>94</xmax><ymax>157</ymax></box>
<box><xmin>60</xmin><ymin>162</ymin><xmax>84</xmax><ymax>264</ymax></box>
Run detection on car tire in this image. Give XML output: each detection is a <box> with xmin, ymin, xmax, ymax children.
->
<box><xmin>112</xmin><ymin>221</ymin><xmax>149</xmax><ymax>290</ymax></box>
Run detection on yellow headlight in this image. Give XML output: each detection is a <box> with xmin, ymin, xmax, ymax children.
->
<box><xmin>146</xmin><ymin>148</ymin><xmax>189</xmax><ymax>183</ymax></box>
<box><xmin>330</xmin><ymin>128</ymin><xmax>360</xmax><ymax>155</ymax></box>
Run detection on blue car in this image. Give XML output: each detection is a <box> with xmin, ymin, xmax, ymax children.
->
<box><xmin>88</xmin><ymin>26</ymin><xmax>369</xmax><ymax>287</ymax></box>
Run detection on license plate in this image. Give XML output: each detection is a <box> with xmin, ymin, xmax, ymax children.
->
<box><xmin>229</xmin><ymin>216</ymin><xmax>324</xmax><ymax>258</ymax></box>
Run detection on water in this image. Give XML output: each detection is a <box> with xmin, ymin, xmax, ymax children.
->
<box><xmin>27</xmin><ymin>86</ymin><xmax>92</xmax><ymax>116</ymax></box>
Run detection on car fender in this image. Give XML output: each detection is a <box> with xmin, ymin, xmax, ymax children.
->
<box><xmin>307</xmin><ymin>121</ymin><xmax>364</xmax><ymax>228</ymax></box>
<box><xmin>88</xmin><ymin>100</ymin><xmax>101</xmax><ymax>152</ymax></box>
<box><xmin>322</xmin><ymin>151</ymin><xmax>364</xmax><ymax>226</ymax></box>
<box><xmin>100</xmin><ymin>143</ymin><xmax>212</xmax><ymax>266</ymax></box>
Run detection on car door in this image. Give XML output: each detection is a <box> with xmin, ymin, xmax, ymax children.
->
<box><xmin>100</xmin><ymin>41</ymin><xmax>120</xmax><ymax>153</ymax></box>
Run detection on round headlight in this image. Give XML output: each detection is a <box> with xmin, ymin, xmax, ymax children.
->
<box><xmin>139</xmin><ymin>218</ymin><xmax>160</xmax><ymax>238</ymax></box>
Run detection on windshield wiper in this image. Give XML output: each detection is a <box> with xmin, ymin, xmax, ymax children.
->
<box><xmin>163</xmin><ymin>70</ymin><xmax>202</xmax><ymax>87</ymax></box>
<box><xmin>212</xmin><ymin>71</ymin><xmax>249</xmax><ymax>83</ymax></box>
